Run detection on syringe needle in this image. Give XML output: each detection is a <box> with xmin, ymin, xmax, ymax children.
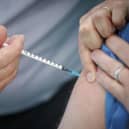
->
<box><xmin>62</xmin><ymin>67</ymin><xmax>80</xmax><ymax>77</ymax></box>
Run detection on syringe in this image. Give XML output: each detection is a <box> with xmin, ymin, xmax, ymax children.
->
<box><xmin>3</xmin><ymin>43</ymin><xmax>80</xmax><ymax>77</ymax></box>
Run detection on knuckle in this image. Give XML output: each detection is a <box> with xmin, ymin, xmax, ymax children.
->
<box><xmin>79</xmin><ymin>18</ymin><xmax>92</xmax><ymax>33</ymax></box>
<box><xmin>79</xmin><ymin>23</ymin><xmax>90</xmax><ymax>34</ymax></box>
<box><xmin>79</xmin><ymin>25</ymin><xmax>90</xmax><ymax>42</ymax></box>
<box><xmin>79</xmin><ymin>26</ymin><xmax>100</xmax><ymax>50</ymax></box>
<box><xmin>79</xmin><ymin>17</ymin><xmax>103</xmax><ymax>50</ymax></box>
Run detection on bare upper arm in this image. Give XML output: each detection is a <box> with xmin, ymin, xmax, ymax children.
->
<box><xmin>58</xmin><ymin>71</ymin><xmax>106</xmax><ymax>129</ymax></box>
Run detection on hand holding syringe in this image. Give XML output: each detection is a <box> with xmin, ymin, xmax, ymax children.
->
<box><xmin>0</xmin><ymin>32</ymin><xmax>25</xmax><ymax>91</ymax></box>
<box><xmin>0</xmin><ymin>27</ymin><xmax>80</xmax><ymax>92</ymax></box>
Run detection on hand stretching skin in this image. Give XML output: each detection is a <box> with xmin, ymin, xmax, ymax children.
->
<box><xmin>79</xmin><ymin>0</ymin><xmax>129</xmax><ymax>82</ymax></box>
<box><xmin>91</xmin><ymin>35</ymin><xmax>129</xmax><ymax>112</ymax></box>
<box><xmin>0</xmin><ymin>25</ymin><xmax>24</xmax><ymax>91</ymax></box>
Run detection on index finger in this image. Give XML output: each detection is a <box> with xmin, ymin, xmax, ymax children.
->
<box><xmin>79</xmin><ymin>36</ymin><xmax>96</xmax><ymax>82</ymax></box>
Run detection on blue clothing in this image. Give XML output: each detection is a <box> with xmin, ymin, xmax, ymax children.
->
<box><xmin>102</xmin><ymin>23</ymin><xmax>129</xmax><ymax>129</ymax></box>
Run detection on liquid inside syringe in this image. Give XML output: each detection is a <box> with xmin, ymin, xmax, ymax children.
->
<box><xmin>3</xmin><ymin>43</ymin><xmax>80</xmax><ymax>77</ymax></box>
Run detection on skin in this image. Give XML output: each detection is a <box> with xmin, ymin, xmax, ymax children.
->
<box><xmin>0</xmin><ymin>25</ymin><xmax>24</xmax><ymax>91</ymax></box>
<box><xmin>91</xmin><ymin>35</ymin><xmax>129</xmax><ymax>112</ymax></box>
<box><xmin>58</xmin><ymin>71</ymin><xmax>105</xmax><ymax>129</ymax></box>
<box><xmin>79</xmin><ymin>0</ymin><xmax>129</xmax><ymax>82</ymax></box>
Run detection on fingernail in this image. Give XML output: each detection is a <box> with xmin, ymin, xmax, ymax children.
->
<box><xmin>87</xmin><ymin>72</ymin><xmax>96</xmax><ymax>82</ymax></box>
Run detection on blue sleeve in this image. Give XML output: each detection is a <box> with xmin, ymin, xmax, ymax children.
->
<box><xmin>102</xmin><ymin>23</ymin><xmax>129</xmax><ymax>129</ymax></box>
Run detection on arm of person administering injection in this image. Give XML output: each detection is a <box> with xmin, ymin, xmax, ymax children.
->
<box><xmin>58</xmin><ymin>71</ymin><xmax>106</xmax><ymax>129</ymax></box>
<box><xmin>79</xmin><ymin>0</ymin><xmax>129</xmax><ymax>82</ymax></box>
<box><xmin>0</xmin><ymin>25</ymin><xmax>24</xmax><ymax>91</ymax></box>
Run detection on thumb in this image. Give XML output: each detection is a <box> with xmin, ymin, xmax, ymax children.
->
<box><xmin>79</xmin><ymin>42</ymin><xmax>96</xmax><ymax>82</ymax></box>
